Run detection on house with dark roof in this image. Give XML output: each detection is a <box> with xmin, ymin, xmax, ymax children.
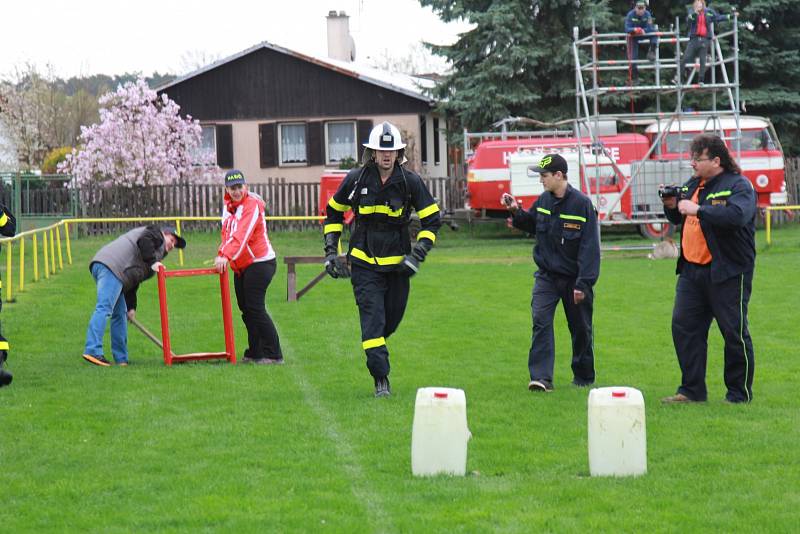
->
<box><xmin>156</xmin><ymin>11</ymin><xmax>448</xmax><ymax>183</ymax></box>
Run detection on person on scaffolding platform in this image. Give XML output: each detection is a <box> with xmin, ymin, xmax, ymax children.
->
<box><xmin>674</xmin><ymin>0</ymin><xmax>736</xmax><ymax>85</ymax></box>
<box><xmin>624</xmin><ymin>0</ymin><xmax>658</xmax><ymax>83</ymax></box>
<box><xmin>0</xmin><ymin>203</ymin><xmax>17</xmax><ymax>387</ymax></box>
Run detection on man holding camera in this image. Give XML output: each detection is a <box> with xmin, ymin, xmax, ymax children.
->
<box><xmin>660</xmin><ymin>133</ymin><xmax>756</xmax><ymax>404</ymax></box>
<box><xmin>501</xmin><ymin>154</ymin><xmax>600</xmax><ymax>393</ymax></box>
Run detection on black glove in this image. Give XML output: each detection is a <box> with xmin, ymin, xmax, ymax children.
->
<box><xmin>324</xmin><ymin>253</ymin><xmax>351</xmax><ymax>279</ymax></box>
<box><xmin>324</xmin><ymin>233</ymin><xmax>350</xmax><ymax>279</ymax></box>
<box><xmin>399</xmin><ymin>241</ymin><xmax>431</xmax><ymax>277</ymax></box>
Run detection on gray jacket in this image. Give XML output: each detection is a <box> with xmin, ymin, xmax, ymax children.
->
<box><xmin>91</xmin><ymin>226</ymin><xmax>168</xmax><ymax>300</ymax></box>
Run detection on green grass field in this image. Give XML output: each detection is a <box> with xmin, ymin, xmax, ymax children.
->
<box><xmin>1</xmin><ymin>224</ymin><xmax>799</xmax><ymax>532</ymax></box>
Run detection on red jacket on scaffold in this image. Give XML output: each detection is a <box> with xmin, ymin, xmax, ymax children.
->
<box><xmin>218</xmin><ymin>191</ymin><xmax>275</xmax><ymax>275</ymax></box>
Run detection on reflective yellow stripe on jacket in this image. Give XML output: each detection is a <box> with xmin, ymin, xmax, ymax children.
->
<box><xmin>350</xmin><ymin>248</ymin><xmax>404</xmax><ymax>266</ymax></box>
<box><xmin>560</xmin><ymin>214</ymin><xmax>587</xmax><ymax>222</ymax></box>
<box><xmin>417</xmin><ymin>230</ymin><xmax>436</xmax><ymax>243</ymax></box>
<box><xmin>0</xmin><ymin>213</ymin><xmax>7</xmax><ymax>227</ymax></box>
<box><xmin>324</xmin><ymin>223</ymin><xmax>343</xmax><ymax>234</ymax></box>
<box><xmin>328</xmin><ymin>197</ymin><xmax>351</xmax><ymax>212</ymax></box>
<box><xmin>358</xmin><ymin>205</ymin><xmax>404</xmax><ymax>217</ymax></box>
<box><xmin>417</xmin><ymin>203</ymin><xmax>439</xmax><ymax>218</ymax></box>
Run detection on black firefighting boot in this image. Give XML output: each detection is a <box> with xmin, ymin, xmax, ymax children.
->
<box><xmin>0</xmin><ymin>350</ymin><xmax>12</xmax><ymax>387</ymax></box>
<box><xmin>374</xmin><ymin>376</ymin><xmax>391</xmax><ymax>398</ymax></box>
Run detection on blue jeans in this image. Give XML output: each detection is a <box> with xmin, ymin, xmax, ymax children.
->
<box><xmin>85</xmin><ymin>262</ymin><xmax>128</xmax><ymax>363</ymax></box>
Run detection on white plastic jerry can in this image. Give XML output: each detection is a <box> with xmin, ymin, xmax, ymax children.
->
<box><xmin>411</xmin><ymin>387</ymin><xmax>471</xmax><ymax>476</ymax></box>
<box><xmin>587</xmin><ymin>386</ymin><xmax>647</xmax><ymax>477</ymax></box>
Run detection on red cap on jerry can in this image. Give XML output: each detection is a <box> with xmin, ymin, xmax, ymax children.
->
<box><xmin>612</xmin><ymin>390</ymin><xmax>627</xmax><ymax>398</ymax></box>
<box><xmin>434</xmin><ymin>392</ymin><xmax>448</xmax><ymax>399</ymax></box>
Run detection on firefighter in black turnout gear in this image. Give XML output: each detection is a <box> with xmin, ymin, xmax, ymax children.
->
<box><xmin>0</xmin><ymin>203</ymin><xmax>17</xmax><ymax>387</ymax></box>
<box><xmin>501</xmin><ymin>154</ymin><xmax>600</xmax><ymax>393</ymax></box>
<box><xmin>323</xmin><ymin>122</ymin><xmax>442</xmax><ymax>397</ymax></box>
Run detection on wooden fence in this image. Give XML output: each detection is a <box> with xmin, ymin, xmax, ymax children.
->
<box><xmin>5</xmin><ymin>157</ymin><xmax>799</xmax><ymax>233</ymax></box>
<box><xmin>71</xmin><ymin>176</ymin><xmax>467</xmax><ymax>234</ymax></box>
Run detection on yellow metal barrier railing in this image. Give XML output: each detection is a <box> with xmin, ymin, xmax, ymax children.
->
<box><xmin>765</xmin><ymin>205</ymin><xmax>800</xmax><ymax>246</ymax></box>
<box><xmin>0</xmin><ymin>215</ymin><xmax>323</xmax><ymax>303</ymax></box>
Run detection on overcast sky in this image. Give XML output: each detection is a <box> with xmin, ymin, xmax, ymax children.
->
<box><xmin>2</xmin><ymin>0</ymin><xmax>472</xmax><ymax>78</ymax></box>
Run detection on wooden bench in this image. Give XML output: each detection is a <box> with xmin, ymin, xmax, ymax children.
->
<box><xmin>283</xmin><ymin>256</ymin><xmax>327</xmax><ymax>302</ymax></box>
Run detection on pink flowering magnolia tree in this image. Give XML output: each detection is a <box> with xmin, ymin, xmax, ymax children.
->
<box><xmin>58</xmin><ymin>78</ymin><xmax>218</xmax><ymax>186</ymax></box>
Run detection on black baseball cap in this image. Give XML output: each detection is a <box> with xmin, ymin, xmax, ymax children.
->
<box><xmin>224</xmin><ymin>169</ymin><xmax>246</xmax><ymax>187</ymax></box>
<box><xmin>161</xmin><ymin>227</ymin><xmax>186</xmax><ymax>249</ymax></box>
<box><xmin>531</xmin><ymin>154</ymin><xmax>568</xmax><ymax>175</ymax></box>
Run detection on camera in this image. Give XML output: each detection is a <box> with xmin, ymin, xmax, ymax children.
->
<box><xmin>658</xmin><ymin>185</ymin><xmax>683</xmax><ymax>200</ymax></box>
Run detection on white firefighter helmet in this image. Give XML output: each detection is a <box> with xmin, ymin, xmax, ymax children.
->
<box><xmin>363</xmin><ymin>122</ymin><xmax>406</xmax><ymax>150</ymax></box>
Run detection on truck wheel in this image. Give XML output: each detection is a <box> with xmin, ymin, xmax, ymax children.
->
<box><xmin>638</xmin><ymin>222</ymin><xmax>675</xmax><ymax>240</ymax></box>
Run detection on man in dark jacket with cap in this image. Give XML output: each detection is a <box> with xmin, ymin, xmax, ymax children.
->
<box><xmin>82</xmin><ymin>226</ymin><xmax>186</xmax><ymax>366</ymax></box>
<box><xmin>624</xmin><ymin>0</ymin><xmax>658</xmax><ymax>81</ymax></box>
<box><xmin>501</xmin><ymin>154</ymin><xmax>601</xmax><ymax>393</ymax></box>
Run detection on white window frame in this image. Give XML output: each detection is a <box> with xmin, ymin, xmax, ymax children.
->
<box><xmin>193</xmin><ymin>124</ymin><xmax>217</xmax><ymax>165</ymax></box>
<box><xmin>278</xmin><ymin>122</ymin><xmax>308</xmax><ymax>167</ymax></box>
<box><xmin>324</xmin><ymin>121</ymin><xmax>357</xmax><ymax>166</ymax></box>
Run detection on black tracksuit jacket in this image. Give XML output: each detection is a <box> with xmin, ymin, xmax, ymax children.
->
<box><xmin>511</xmin><ymin>184</ymin><xmax>600</xmax><ymax>292</ymax></box>
<box><xmin>664</xmin><ymin>171</ymin><xmax>756</xmax><ymax>282</ymax></box>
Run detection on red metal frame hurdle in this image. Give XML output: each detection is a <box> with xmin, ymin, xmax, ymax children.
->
<box><xmin>156</xmin><ymin>266</ymin><xmax>237</xmax><ymax>366</ymax></box>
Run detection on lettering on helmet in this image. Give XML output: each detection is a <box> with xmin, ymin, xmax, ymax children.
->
<box><xmin>226</xmin><ymin>172</ymin><xmax>243</xmax><ymax>182</ymax></box>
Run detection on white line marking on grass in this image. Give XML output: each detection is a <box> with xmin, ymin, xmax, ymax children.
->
<box><xmin>290</xmin><ymin>366</ymin><xmax>393</xmax><ymax>532</ymax></box>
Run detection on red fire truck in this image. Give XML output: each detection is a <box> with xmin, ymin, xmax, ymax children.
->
<box><xmin>644</xmin><ymin>116</ymin><xmax>787</xmax><ymax>207</ymax></box>
<box><xmin>464</xmin><ymin>115</ymin><xmax>787</xmax><ymax>238</ymax></box>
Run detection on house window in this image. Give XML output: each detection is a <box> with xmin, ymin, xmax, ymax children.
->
<box><xmin>325</xmin><ymin>121</ymin><xmax>357</xmax><ymax>165</ymax></box>
<box><xmin>279</xmin><ymin>123</ymin><xmax>307</xmax><ymax>165</ymax></box>
<box><xmin>192</xmin><ymin>125</ymin><xmax>216</xmax><ymax>164</ymax></box>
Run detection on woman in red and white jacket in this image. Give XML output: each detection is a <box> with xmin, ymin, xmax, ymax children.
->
<box><xmin>215</xmin><ymin>170</ymin><xmax>283</xmax><ymax>364</ymax></box>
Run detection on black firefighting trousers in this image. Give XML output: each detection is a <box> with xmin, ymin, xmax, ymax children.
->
<box><xmin>528</xmin><ymin>272</ymin><xmax>595</xmax><ymax>385</ymax></box>
<box><xmin>350</xmin><ymin>264</ymin><xmax>410</xmax><ymax>379</ymax></box>
<box><xmin>0</xmin><ymin>296</ymin><xmax>10</xmax><ymax>386</ymax></box>
<box><xmin>233</xmin><ymin>259</ymin><xmax>282</xmax><ymax>360</ymax></box>
<box><xmin>672</xmin><ymin>262</ymin><xmax>755</xmax><ymax>402</ymax></box>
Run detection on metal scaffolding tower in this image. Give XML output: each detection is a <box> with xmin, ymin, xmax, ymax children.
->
<box><xmin>571</xmin><ymin>15</ymin><xmax>743</xmax><ymax>231</ymax></box>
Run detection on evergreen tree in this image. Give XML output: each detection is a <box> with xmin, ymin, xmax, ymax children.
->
<box><xmin>421</xmin><ymin>0</ymin><xmax>614</xmax><ymax>133</ymax></box>
<box><xmin>424</xmin><ymin>0</ymin><xmax>800</xmax><ymax>154</ymax></box>
<box><xmin>736</xmin><ymin>0</ymin><xmax>800</xmax><ymax>155</ymax></box>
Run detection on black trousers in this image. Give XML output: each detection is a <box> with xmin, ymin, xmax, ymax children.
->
<box><xmin>0</xmin><ymin>296</ymin><xmax>7</xmax><ymax>365</ymax></box>
<box><xmin>529</xmin><ymin>272</ymin><xmax>595</xmax><ymax>385</ymax></box>
<box><xmin>680</xmin><ymin>36</ymin><xmax>711</xmax><ymax>81</ymax></box>
<box><xmin>350</xmin><ymin>264</ymin><xmax>410</xmax><ymax>379</ymax></box>
<box><xmin>672</xmin><ymin>262</ymin><xmax>755</xmax><ymax>402</ymax></box>
<box><xmin>233</xmin><ymin>259</ymin><xmax>282</xmax><ymax>359</ymax></box>
<box><xmin>627</xmin><ymin>34</ymin><xmax>657</xmax><ymax>76</ymax></box>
